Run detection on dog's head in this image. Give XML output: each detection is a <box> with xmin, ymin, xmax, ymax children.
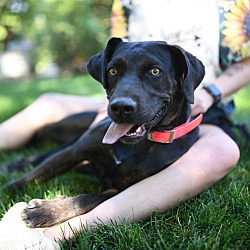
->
<box><xmin>87</xmin><ymin>37</ymin><xmax>205</xmax><ymax>144</ymax></box>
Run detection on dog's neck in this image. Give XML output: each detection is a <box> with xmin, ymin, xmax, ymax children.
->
<box><xmin>147</xmin><ymin>89</ymin><xmax>204</xmax><ymax>144</ymax></box>
<box><xmin>154</xmin><ymin>96</ymin><xmax>189</xmax><ymax>131</ymax></box>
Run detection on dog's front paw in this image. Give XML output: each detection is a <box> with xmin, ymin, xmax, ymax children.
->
<box><xmin>1</xmin><ymin>179</ymin><xmax>24</xmax><ymax>193</ymax></box>
<box><xmin>21</xmin><ymin>197</ymin><xmax>71</xmax><ymax>228</ymax></box>
<box><xmin>5</xmin><ymin>157</ymin><xmax>30</xmax><ymax>172</ymax></box>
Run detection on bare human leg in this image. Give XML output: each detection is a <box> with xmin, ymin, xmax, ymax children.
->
<box><xmin>0</xmin><ymin>93</ymin><xmax>105</xmax><ymax>150</ymax></box>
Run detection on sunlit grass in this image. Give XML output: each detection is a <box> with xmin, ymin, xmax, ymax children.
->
<box><xmin>233</xmin><ymin>84</ymin><xmax>250</xmax><ymax>126</ymax></box>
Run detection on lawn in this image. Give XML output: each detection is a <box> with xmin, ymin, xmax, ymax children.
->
<box><xmin>0</xmin><ymin>75</ymin><xmax>249</xmax><ymax>249</ymax></box>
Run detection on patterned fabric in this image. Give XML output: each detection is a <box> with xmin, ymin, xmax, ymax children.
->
<box><xmin>219</xmin><ymin>0</ymin><xmax>250</xmax><ymax>69</ymax></box>
<box><xmin>110</xmin><ymin>0</ymin><xmax>250</xmax><ymax>81</ymax></box>
<box><xmin>110</xmin><ymin>0</ymin><xmax>129</xmax><ymax>39</ymax></box>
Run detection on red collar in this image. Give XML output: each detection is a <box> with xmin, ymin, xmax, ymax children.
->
<box><xmin>147</xmin><ymin>114</ymin><xmax>203</xmax><ymax>143</ymax></box>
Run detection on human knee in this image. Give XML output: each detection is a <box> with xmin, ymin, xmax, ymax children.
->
<box><xmin>203</xmin><ymin>131</ymin><xmax>239</xmax><ymax>181</ymax></box>
<box><xmin>34</xmin><ymin>93</ymin><xmax>65</xmax><ymax>111</ymax></box>
<box><xmin>36</xmin><ymin>93</ymin><xmax>61</xmax><ymax>104</ymax></box>
<box><xmin>215</xmin><ymin>136</ymin><xmax>239</xmax><ymax>169</ymax></box>
<box><xmin>28</xmin><ymin>92</ymin><xmax>66</xmax><ymax>122</ymax></box>
<box><xmin>198</xmin><ymin>125</ymin><xmax>240</xmax><ymax>182</ymax></box>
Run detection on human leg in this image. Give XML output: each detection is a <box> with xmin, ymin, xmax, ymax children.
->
<box><xmin>43</xmin><ymin>124</ymin><xmax>240</xmax><ymax>241</ymax></box>
<box><xmin>0</xmin><ymin>93</ymin><xmax>105</xmax><ymax>150</ymax></box>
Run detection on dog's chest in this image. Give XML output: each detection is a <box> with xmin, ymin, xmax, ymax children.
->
<box><xmin>87</xmin><ymin>141</ymin><xmax>167</xmax><ymax>189</ymax></box>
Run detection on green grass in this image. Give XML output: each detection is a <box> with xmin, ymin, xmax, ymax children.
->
<box><xmin>0</xmin><ymin>76</ymin><xmax>249</xmax><ymax>249</ymax></box>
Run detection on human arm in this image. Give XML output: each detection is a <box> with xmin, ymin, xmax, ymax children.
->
<box><xmin>191</xmin><ymin>57</ymin><xmax>250</xmax><ymax>117</ymax></box>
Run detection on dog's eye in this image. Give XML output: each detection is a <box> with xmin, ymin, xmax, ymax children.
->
<box><xmin>108</xmin><ymin>68</ymin><xmax>118</xmax><ymax>76</ymax></box>
<box><xmin>149</xmin><ymin>68</ymin><xmax>161</xmax><ymax>76</ymax></box>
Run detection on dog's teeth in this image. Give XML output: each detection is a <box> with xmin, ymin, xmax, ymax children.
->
<box><xmin>136</xmin><ymin>125</ymin><xmax>146</xmax><ymax>133</ymax></box>
<box><xmin>125</xmin><ymin>125</ymin><xmax>146</xmax><ymax>137</ymax></box>
<box><xmin>136</xmin><ymin>127</ymin><xmax>142</xmax><ymax>133</ymax></box>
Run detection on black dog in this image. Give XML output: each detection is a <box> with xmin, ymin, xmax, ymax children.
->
<box><xmin>2</xmin><ymin>38</ymin><xmax>205</xmax><ymax>228</ymax></box>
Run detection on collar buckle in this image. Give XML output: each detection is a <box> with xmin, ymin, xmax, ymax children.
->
<box><xmin>148</xmin><ymin>129</ymin><xmax>175</xmax><ymax>143</ymax></box>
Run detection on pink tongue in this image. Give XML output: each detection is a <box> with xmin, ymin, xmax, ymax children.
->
<box><xmin>102</xmin><ymin>122</ymin><xmax>134</xmax><ymax>144</ymax></box>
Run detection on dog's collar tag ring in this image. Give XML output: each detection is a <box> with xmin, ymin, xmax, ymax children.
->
<box><xmin>147</xmin><ymin>114</ymin><xmax>203</xmax><ymax>143</ymax></box>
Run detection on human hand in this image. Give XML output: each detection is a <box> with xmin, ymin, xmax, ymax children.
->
<box><xmin>191</xmin><ymin>88</ymin><xmax>214</xmax><ymax>117</ymax></box>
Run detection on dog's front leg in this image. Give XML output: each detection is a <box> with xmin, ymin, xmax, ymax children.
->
<box><xmin>21</xmin><ymin>190</ymin><xmax>118</xmax><ymax>228</ymax></box>
<box><xmin>1</xmin><ymin>143</ymin><xmax>84</xmax><ymax>191</ymax></box>
<box><xmin>1</xmin><ymin>118</ymin><xmax>112</xmax><ymax>191</ymax></box>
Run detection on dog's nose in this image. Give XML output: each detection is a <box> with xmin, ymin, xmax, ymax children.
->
<box><xmin>110</xmin><ymin>98</ymin><xmax>136</xmax><ymax>118</ymax></box>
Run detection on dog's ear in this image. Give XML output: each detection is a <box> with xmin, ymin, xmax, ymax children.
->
<box><xmin>167</xmin><ymin>45</ymin><xmax>205</xmax><ymax>103</ymax></box>
<box><xmin>87</xmin><ymin>37</ymin><xmax>123</xmax><ymax>88</ymax></box>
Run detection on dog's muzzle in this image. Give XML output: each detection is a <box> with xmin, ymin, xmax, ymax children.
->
<box><xmin>110</xmin><ymin>98</ymin><xmax>137</xmax><ymax>120</ymax></box>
